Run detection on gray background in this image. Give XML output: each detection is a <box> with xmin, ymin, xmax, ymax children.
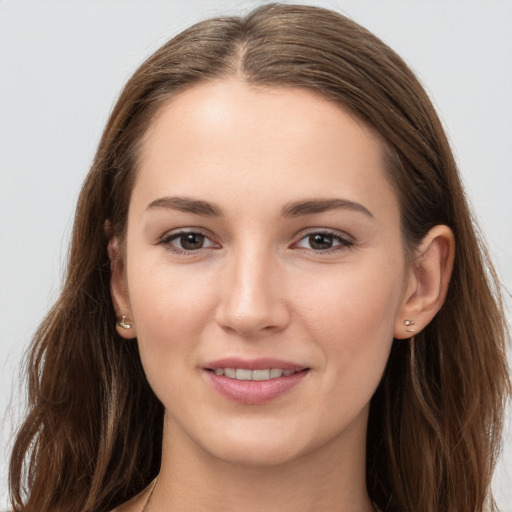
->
<box><xmin>1</xmin><ymin>0</ymin><xmax>511</xmax><ymax>509</ymax></box>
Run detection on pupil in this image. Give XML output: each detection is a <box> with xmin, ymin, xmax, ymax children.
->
<box><xmin>309</xmin><ymin>234</ymin><xmax>333</xmax><ymax>250</ymax></box>
<box><xmin>181</xmin><ymin>233</ymin><xmax>204</xmax><ymax>250</ymax></box>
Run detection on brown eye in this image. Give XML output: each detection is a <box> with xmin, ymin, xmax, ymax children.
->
<box><xmin>294</xmin><ymin>231</ymin><xmax>354</xmax><ymax>252</ymax></box>
<box><xmin>308</xmin><ymin>233</ymin><xmax>333</xmax><ymax>250</ymax></box>
<box><xmin>160</xmin><ymin>231</ymin><xmax>218</xmax><ymax>253</ymax></box>
<box><xmin>179</xmin><ymin>233</ymin><xmax>205</xmax><ymax>250</ymax></box>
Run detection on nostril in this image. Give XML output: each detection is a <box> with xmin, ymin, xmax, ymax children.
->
<box><xmin>214</xmin><ymin>270</ymin><xmax>291</xmax><ymax>336</ymax></box>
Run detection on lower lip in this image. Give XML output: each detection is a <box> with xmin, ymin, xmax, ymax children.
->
<box><xmin>204</xmin><ymin>370</ymin><xmax>309</xmax><ymax>405</ymax></box>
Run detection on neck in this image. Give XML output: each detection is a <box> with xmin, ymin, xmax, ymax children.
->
<box><xmin>148</xmin><ymin>413</ymin><xmax>372</xmax><ymax>512</ymax></box>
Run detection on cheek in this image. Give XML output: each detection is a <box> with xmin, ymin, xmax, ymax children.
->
<box><xmin>295</xmin><ymin>257</ymin><xmax>406</xmax><ymax>373</ymax></box>
<box><xmin>126</xmin><ymin>254</ymin><xmax>218</xmax><ymax>375</ymax></box>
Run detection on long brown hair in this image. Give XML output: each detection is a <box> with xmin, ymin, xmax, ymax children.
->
<box><xmin>9</xmin><ymin>4</ymin><xmax>510</xmax><ymax>512</ymax></box>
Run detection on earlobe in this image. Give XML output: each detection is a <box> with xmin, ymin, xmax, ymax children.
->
<box><xmin>108</xmin><ymin>235</ymin><xmax>137</xmax><ymax>339</ymax></box>
<box><xmin>394</xmin><ymin>225</ymin><xmax>455</xmax><ymax>339</ymax></box>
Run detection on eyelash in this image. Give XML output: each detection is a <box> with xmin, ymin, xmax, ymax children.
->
<box><xmin>158</xmin><ymin>229</ymin><xmax>354</xmax><ymax>255</ymax></box>
<box><xmin>292</xmin><ymin>229</ymin><xmax>354</xmax><ymax>254</ymax></box>
<box><xmin>159</xmin><ymin>229</ymin><xmax>218</xmax><ymax>254</ymax></box>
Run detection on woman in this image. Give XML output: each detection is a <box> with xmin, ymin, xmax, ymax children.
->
<box><xmin>8</xmin><ymin>4</ymin><xmax>509</xmax><ymax>512</ymax></box>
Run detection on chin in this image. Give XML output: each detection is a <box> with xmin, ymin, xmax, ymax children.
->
<box><xmin>192</xmin><ymin>415</ymin><xmax>350</xmax><ymax>469</ymax></box>
<box><xmin>206</xmin><ymin>437</ymin><xmax>308</xmax><ymax>468</ymax></box>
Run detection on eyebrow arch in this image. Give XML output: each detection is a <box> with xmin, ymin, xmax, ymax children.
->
<box><xmin>146</xmin><ymin>196</ymin><xmax>373</xmax><ymax>219</ymax></box>
<box><xmin>146</xmin><ymin>196</ymin><xmax>223</xmax><ymax>216</ymax></box>
<box><xmin>281</xmin><ymin>198</ymin><xmax>374</xmax><ymax>219</ymax></box>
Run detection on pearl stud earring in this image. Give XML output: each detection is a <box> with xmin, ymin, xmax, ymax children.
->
<box><xmin>117</xmin><ymin>315</ymin><xmax>133</xmax><ymax>329</ymax></box>
<box><xmin>404</xmin><ymin>319</ymin><xmax>415</xmax><ymax>333</ymax></box>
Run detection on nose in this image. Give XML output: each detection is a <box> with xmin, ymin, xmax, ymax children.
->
<box><xmin>214</xmin><ymin>246</ymin><xmax>290</xmax><ymax>337</ymax></box>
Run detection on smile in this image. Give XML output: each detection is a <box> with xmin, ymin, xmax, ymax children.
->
<box><xmin>211</xmin><ymin>368</ymin><xmax>298</xmax><ymax>380</ymax></box>
<box><xmin>204</xmin><ymin>360</ymin><xmax>310</xmax><ymax>404</ymax></box>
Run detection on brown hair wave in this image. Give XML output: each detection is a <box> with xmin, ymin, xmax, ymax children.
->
<box><xmin>9</xmin><ymin>4</ymin><xmax>510</xmax><ymax>512</ymax></box>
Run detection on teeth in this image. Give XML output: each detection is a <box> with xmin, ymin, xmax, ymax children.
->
<box><xmin>212</xmin><ymin>368</ymin><xmax>299</xmax><ymax>381</ymax></box>
<box><xmin>235</xmin><ymin>369</ymin><xmax>252</xmax><ymax>381</ymax></box>
<box><xmin>252</xmin><ymin>369</ymin><xmax>270</xmax><ymax>381</ymax></box>
<box><xmin>224</xmin><ymin>368</ymin><xmax>236</xmax><ymax>378</ymax></box>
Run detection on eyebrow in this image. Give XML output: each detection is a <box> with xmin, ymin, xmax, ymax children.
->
<box><xmin>146</xmin><ymin>196</ymin><xmax>223</xmax><ymax>216</ymax></box>
<box><xmin>281</xmin><ymin>198</ymin><xmax>374</xmax><ymax>219</ymax></box>
<box><xmin>146</xmin><ymin>196</ymin><xmax>374</xmax><ymax>219</ymax></box>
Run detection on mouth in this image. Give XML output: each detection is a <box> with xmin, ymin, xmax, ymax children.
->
<box><xmin>203</xmin><ymin>359</ymin><xmax>310</xmax><ymax>404</ymax></box>
<box><xmin>206</xmin><ymin>367</ymin><xmax>306</xmax><ymax>380</ymax></box>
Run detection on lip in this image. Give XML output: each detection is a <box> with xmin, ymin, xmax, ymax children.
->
<box><xmin>203</xmin><ymin>358</ymin><xmax>310</xmax><ymax>405</ymax></box>
<box><xmin>204</xmin><ymin>357</ymin><xmax>306</xmax><ymax>372</ymax></box>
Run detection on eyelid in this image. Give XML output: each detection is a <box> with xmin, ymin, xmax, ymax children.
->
<box><xmin>156</xmin><ymin>226</ymin><xmax>354</xmax><ymax>254</ymax></box>
<box><xmin>291</xmin><ymin>228</ymin><xmax>355</xmax><ymax>252</ymax></box>
<box><xmin>158</xmin><ymin>227</ymin><xmax>220</xmax><ymax>253</ymax></box>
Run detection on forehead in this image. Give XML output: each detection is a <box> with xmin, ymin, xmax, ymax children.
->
<box><xmin>134</xmin><ymin>79</ymin><xmax>397</xmax><ymax>215</ymax></box>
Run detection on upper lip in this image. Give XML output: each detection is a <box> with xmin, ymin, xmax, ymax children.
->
<box><xmin>204</xmin><ymin>357</ymin><xmax>308</xmax><ymax>372</ymax></box>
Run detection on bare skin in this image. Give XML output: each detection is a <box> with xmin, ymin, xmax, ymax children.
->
<box><xmin>110</xmin><ymin>80</ymin><xmax>454</xmax><ymax>512</ymax></box>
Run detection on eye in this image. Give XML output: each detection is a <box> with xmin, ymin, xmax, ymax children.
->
<box><xmin>160</xmin><ymin>231</ymin><xmax>219</xmax><ymax>253</ymax></box>
<box><xmin>294</xmin><ymin>231</ymin><xmax>353</xmax><ymax>252</ymax></box>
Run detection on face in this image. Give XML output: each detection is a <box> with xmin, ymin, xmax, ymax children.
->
<box><xmin>112</xmin><ymin>79</ymin><xmax>412</xmax><ymax>467</ymax></box>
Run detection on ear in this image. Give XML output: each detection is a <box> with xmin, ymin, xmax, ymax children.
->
<box><xmin>394</xmin><ymin>225</ymin><xmax>455</xmax><ymax>339</ymax></box>
<box><xmin>108</xmin><ymin>235</ymin><xmax>137</xmax><ymax>339</ymax></box>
